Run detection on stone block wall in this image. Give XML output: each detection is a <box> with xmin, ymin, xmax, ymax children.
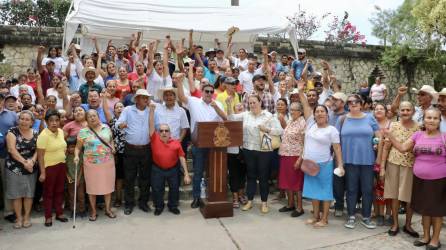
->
<box><xmin>0</xmin><ymin>25</ymin><xmax>434</xmax><ymax>100</ymax></box>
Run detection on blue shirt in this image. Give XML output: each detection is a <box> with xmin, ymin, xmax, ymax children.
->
<box><xmin>291</xmin><ymin>59</ymin><xmax>313</xmax><ymax>80</ymax></box>
<box><xmin>276</xmin><ymin>63</ymin><xmax>289</xmax><ymax>74</ymax></box>
<box><xmin>0</xmin><ymin>109</ymin><xmax>17</xmax><ymax>158</ymax></box>
<box><xmin>336</xmin><ymin>114</ymin><xmax>379</xmax><ymax>166</ymax></box>
<box><xmin>80</xmin><ymin>104</ymin><xmax>108</xmax><ymax>124</ymax></box>
<box><xmin>329</xmin><ymin>110</ymin><xmax>347</xmax><ymax>127</ymax></box>
<box><xmin>204</xmin><ymin>67</ymin><xmax>217</xmax><ymax>84</ymax></box>
<box><xmin>115</xmin><ymin>105</ymin><xmax>155</xmax><ymax>145</ymax></box>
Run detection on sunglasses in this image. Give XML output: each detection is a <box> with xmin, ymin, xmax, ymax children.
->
<box><xmin>204</xmin><ymin>90</ymin><xmax>214</xmax><ymax>94</ymax></box>
<box><xmin>347</xmin><ymin>100</ymin><xmax>360</xmax><ymax>105</ymax></box>
<box><xmin>159</xmin><ymin>129</ymin><xmax>170</xmax><ymax>133</ymax></box>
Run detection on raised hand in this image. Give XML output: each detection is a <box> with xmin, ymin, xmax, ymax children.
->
<box><xmin>261</xmin><ymin>45</ymin><xmax>268</xmax><ymax>55</ymax></box>
<box><xmin>296</xmin><ymin>80</ymin><xmax>305</xmax><ymax>91</ymax></box>
<box><xmin>38</xmin><ymin>45</ymin><xmax>45</xmax><ymax>53</ymax></box>
<box><xmin>397</xmin><ymin>85</ymin><xmax>408</xmax><ymax>96</ymax></box>
<box><xmin>164</xmin><ymin>36</ymin><xmax>171</xmax><ymax>50</ymax></box>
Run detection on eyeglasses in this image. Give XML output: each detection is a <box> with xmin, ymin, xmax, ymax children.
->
<box><xmin>347</xmin><ymin>100</ymin><xmax>360</xmax><ymax>105</ymax></box>
<box><xmin>204</xmin><ymin>90</ymin><xmax>214</xmax><ymax>94</ymax></box>
<box><xmin>159</xmin><ymin>129</ymin><xmax>170</xmax><ymax>133</ymax></box>
<box><xmin>297</xmin><ymin>52</ymin><xmax>304</xmax><ymax>55</ymax></box>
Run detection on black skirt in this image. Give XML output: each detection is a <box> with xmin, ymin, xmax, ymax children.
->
<box><xmin>411</xmin><ymin>175</ymin><xmax>446</xmax><ymax>217</ymax></box>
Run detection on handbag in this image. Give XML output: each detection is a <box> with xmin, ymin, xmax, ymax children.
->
<box><xmin>300</xmin><ymin>159</ymin><xmax>320</xmax><ymax>176</ymax></box>
<box><xmin>259</xmin><ymin>116</ymin><xmax>281</xmax><ymax>151</ymax></box>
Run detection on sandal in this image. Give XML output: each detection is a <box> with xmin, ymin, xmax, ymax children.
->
<box><xmin>89</xmin><ymin>214</ymin><xmax>98</xmax><ymax>221</ymax></box>
<box><xmin>13</xmin><ymin>221</ymin><xmax>22</xmax><ymax>229</ymax></box>
<box><xmin>305</xmin><ymin>218</ymin><xmax>319</xmax><ymax>225</ymax></box>
<box><xmin>313</xmin><ymin>221</ymin><xmax>328</xmax><ymax>228</ymax></box>
<box><xmin>23</xmin><ymin>221</ymin><xmax>32</xmax><ymax>228</ymax></box>
<box><xmin>105</xmin><ymin>211</ymin><xmax>116</xmax><ymax>219</ymax></box>
<box><xmin>238</xmin><ymin>195</ymin><xmax>248</xmax><ymax>205</ymax></box>
<box><xmin>233</xmin><ymin>200</ymin><xmax>240</xmax><ymax>208</ymax></box>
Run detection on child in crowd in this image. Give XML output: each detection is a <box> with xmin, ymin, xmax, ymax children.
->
<box><xmin>66</xmin><ymin>136</ymin><xmax>86</xmax><ymax>218</ymax></box>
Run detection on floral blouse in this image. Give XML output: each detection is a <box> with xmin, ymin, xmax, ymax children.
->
<box><xmin>78</xmin><ymin>125</ymin><xmax>113</xmax><ymax>164</ymax></box>
<box><xmin>387</xmin><ymin>121</ymin><xmax>419</xmax><ymax>167</ymax></box>
<box><xmin>109</xmin><ymin>117</ymin><xmax>125</xmax><ymax>154</ymax></box>
<box><xmin>279</xmin><ymin>116</ymin><xmax>306</xmax><ymax>156</ymax></box>
<box><xmin>6</xmin><ymin>127</ymin><xmax>38</xmax><ymax>175</ymax></box>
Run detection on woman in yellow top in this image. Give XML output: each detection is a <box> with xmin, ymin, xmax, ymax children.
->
<box><xmin>37</xmin><ymin>109</ymin><xmax>68</xmax><ymax>227</ymax></box>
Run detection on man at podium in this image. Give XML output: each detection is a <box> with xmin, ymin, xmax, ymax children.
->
<box><xmin>177</xmin><ymin>80</ymin><xmax>227</xmax><ymax>209</ymax></box>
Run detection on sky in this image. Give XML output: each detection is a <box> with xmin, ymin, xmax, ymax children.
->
<box><xmin>214</xmin><ymin>0</ymin><xmax>405</xmax><ymax>45</ymax></box>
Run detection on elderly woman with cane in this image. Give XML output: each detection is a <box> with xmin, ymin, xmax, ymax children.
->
<box><xmin>74</xmin><ymin>109</ymin><xmax>116</xmax><ymax>221</ymax></box>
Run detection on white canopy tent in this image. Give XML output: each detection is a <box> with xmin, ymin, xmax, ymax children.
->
<box><xmin>63</xmin><ymin>0</ymin><xmax>299</xmax><ymax>56</ymax></box>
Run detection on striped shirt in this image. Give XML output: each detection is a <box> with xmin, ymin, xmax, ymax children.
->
<box><xmin>154</xmin><ymin>103</ymin><xmax>190</xmax><ymax>140</ymax></box>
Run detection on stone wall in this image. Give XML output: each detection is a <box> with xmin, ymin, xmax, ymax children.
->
<box><xmin>0</xmin><ymin>25</ymin><xmax>434</xmax><ymax>98</ymax></box>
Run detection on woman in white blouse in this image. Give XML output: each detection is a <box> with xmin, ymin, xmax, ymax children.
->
<box><xmin>298</xmin><ymin>80</ymin><xmax>344</xmax><ymax>228</ymax></box>
<box><xmin>227</xmin><ymin>94</ymin><xmax>283</xmax><ymax>213</ymax></box>
<box><xmin>46</xmin><ymin>75</ymin><xmax>69</xmax><ymax>110</ymax></box>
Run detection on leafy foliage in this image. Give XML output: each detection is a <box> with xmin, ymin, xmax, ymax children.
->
<box><xmin>286</xmin><ymin>5</ymin><xmax>330</xmax><ymax>41</ymax></box>
<box><xmin>324</xmin><ymin>12</ymin><xmax>367</xmax><ymax>47</ymax></box>
<box><xmin>0</xmin><ymin>0</ymin><xmax>71</xmax><ymax>27</ymax></box>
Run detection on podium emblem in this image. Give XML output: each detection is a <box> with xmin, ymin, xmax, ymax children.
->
<box><xmin>213</xmin><ymin>123</ymin><xmax>231</xmax><ymax>147</ymax></box>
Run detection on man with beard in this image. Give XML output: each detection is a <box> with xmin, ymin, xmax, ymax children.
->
<box><xmin>242</xmin><ymin>74</ymin><xmax>275</xmax><ymax>114</ymax></box>
<box><xmin>37</xmin><ymin>46</ymin><xmax>57</xmax><ymax>95</ymax></box>
<box><xmin>290</xmin><ymin>48</ymin><xmax>313</xmax><ymax>81</ymax></box>
<box><xmin>438</xmin><ymin>88</ymin><xmax>446</xmax><ymax>132</ymax></box>
<box><xmin>307</xmin><ymin>89</ymin><xmax>319</xmax><ymax>110</ymax></box>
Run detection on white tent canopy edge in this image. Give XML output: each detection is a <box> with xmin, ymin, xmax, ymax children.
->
<box><xmin>63</xmin><ymin>0</ymin><xmax>299</xmax><ymax>56</ymax></box>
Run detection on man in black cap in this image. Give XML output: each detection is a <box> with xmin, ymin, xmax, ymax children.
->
<box><xmin>215</xmin><ymin>49</ymin><xmax>230</xmax><ymax>71</ymax></box>
<box><xmin>242</xmin><ymin>74</ymin><xmax>275</xmax><ymax>113</ymax></box>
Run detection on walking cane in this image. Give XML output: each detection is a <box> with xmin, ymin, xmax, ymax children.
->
<box><xmin>72</xmin><ymin>161</ymin><xmax>79</xmax><ymax>229</ymax></box>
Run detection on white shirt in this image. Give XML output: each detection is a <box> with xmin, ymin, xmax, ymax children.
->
<box><xmin>10</xmin><ymin>84</ymin><xmax>36</xmax><ymax>104</ymax></box>
<box><xmin>303</xmin><ymin>116</ymin><xmax>340</xmax><ymax>162</ymax></box>
<box><xmin>229</xmin><ymin>110</ymin><xmax>283</xmax><ymax>151</ymax></box>
<box><xmin>186</xmin><ymin>96</ymin><xmax>223</xmax><ymax>133</ymax></box>
<box><xmin>147</xmin><ymin>71</ymin><xmax>173</xmax><ymax>102</ymax></box>
<box><xmin>318</xmin><ymin>88</ymin><xmax>333</xmax><ymax>105</ymax></box>
<box><xmin>441</xmin><ymin>115</ymin><xmax>446</xmax><ymax>133</ymax></box>
<box><xmin>215</xmin><ymin>57</ymin><xmax>230</xmax><ymax>69</ymax></box>
<box><xmin>230</xmin><ymin>56</ymin><xmax>249</xmax><ymax>71</ymax></box>
<box><xmin>42</xmin><ymin>57</ymin><xmax>65</xmax><ymax>74</ymax></box>
<box><xmin>154</xmin><ymin>103</ymin><xmax>190</xmax><ymax>140</ymax></box>
<box><xmin>238</xmin><ymin>68</ymin><xmax>263</xmax><ymax>94</ymax></box>
<box><xmin>413</xmin><ymin>105</ymin><xmax>433</xmax><ymax>125</ymax></box>
<box><xmin>370</xmin><ymin>83</ymin><xmax>387</xmax><ymax>102</ymax></box>
<box><xmin>46</xmin><ymin>88</ymin><xmax>70</xmax><ymax>110</ymax></box>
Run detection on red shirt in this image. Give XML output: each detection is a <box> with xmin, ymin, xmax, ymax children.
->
<box><xmin>127</xmin><ymin>72</ymin><xmax>147</xmax><ymax>88</ymax></box>
<box><xmin>150</xmin><ymin>133</ymin><xmax>185</xmax><ymax>169</ymax></box>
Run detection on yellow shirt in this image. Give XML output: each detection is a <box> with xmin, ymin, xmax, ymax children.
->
<box><xmin>216</xmin><ymin>91</ymin><xmax>241</xmax><ymax>113</ymax></box>
<box><xmin>37</xmin><ymin>128</ymin><xmax>67</xmax><ymax>167</ymax></box>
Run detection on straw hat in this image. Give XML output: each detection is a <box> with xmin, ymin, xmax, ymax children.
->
<box><xmin>157</xmin><ymin>87</ymin><xmax>178</xmax><ymax>101</ymax></box>
<box><xmin>82</xmin><ymin>66</ymin><xmax>98</xmax><ymax>80</ymax></box>
<box><xmin>412</xmin><ymin>85</ymin><xmax>438</xmax><ymax>104</ymax></box>
<box><xmin>132</xmin><ymin>89</ymin><xmax>152</xmax><ymax>102</ymax></box>
<box><xmin>438</xmin><ymin>88</ymin><xmax>446</xmax><ymax>96</ymax></box>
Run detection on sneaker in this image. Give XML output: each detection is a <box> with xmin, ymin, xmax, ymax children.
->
<box><xmin>376</xmin><ymin>215</ymin><xmax>384</xmax><ymax>226</ymax></box>
<box><xmin>360</xmin><ymin>217</ymin><xmax>377</xmax><ymax>229</ymax></box>
<box><xmin>344</xmin><ymin>216</ymin><xmax>356</xmax><ymax>229</ymax></box>
<box><xmin>334</xmin><ymin>209</ymin><xmax>343</xmax><ymax>217</ymax></box>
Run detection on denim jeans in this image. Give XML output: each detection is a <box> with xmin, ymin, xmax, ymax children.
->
<box><xmin>192</xmin><ymin>146</ymin><xmax>209</xmax><ymax>199</ymax></box>
<box><xmin>151</xmin><ymin>164</ymin><xmax>180</xmax><ymax>209</ymax></box>
<box><xmin>345</xmin><ymin>164</ymin><xmax>374</xmax><ymax>218</ymax></box>
<box><xmin>243</xmin><ymin>149</ymin><xmax>272</xmax><ymax>202</ymax></box>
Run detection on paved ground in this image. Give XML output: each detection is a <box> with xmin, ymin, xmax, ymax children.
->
<box><xmin>0</xmin><ymin>198</ymin><xmax>445</xmax><ymax>250</ymax></box>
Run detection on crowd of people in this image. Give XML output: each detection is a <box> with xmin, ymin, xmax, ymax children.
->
<box><xmin>0</xmin><ymin>30</ymin><xmax>445</xmax><ymax>249</ymax></box>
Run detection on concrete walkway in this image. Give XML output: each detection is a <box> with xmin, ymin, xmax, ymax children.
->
<box><xmin>0</xmin><ymin>199</ymin><xmax>444</xmax><ymax>250</ymax></box>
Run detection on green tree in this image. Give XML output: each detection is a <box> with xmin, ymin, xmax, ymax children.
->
<box><xmin>370</xmin><ymin>0</ymin><xmax>445</xmax><ymax>90</ymax></box>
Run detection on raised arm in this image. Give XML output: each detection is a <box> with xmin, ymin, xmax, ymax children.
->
<box><xmin>162</xmin><ymin>36</ymin><xmax>171</xmax><ymax>78</ymax></box>
<box><xmin>188</xmin><ymin>29</ymin><xmax>194</xmax><ymax>57</ymax></box>
<box><xmin>146</xmin><ymin>41</ymin><xmax>155</xmax><ymax>75</ymax></box>
<box><xmin>37</xmin><ymin>46</ymin><xmax>45</xmax><ymax>74</ymax></box>
<box><xmin>102</xmin><ymin>92</ymin><xmax>113</xmax><ymax>123</ymax></box>
<box><xmin>176</xmin><ymin>75</ymin><xmax>189</xmax><ymax>104</ymax></box>
<box><xmin>297</xmin><ymin>80</ymin><xmax>312</xmax><ymax>120</ymax></box>
<box><xmin>176</xmin><ymin>40</ymin><xmax>185</xmax><ymax>73</ymax></box>
<box><xmin>225</xmin><ymin>42</ymin><xmax>233</xmax><ymax>61</ymax></box>
<box><xmin>210</xmin><ymin>101</ymin><xmax>227</xmax><ymax>121</ymax></box>
<box><xmin>321</xmin><ymin>60</ymin><xmax>331</xmax><ymax>89</ymax></box>
<box><xmin>391</xmin><ymin>85</ymin><xmax>407</xmax><ymax>114</ymax></box>
<box><xmin>92</xmin><ymin>37</ymin><xmax>100</xmax><ymax>54</ymax></box>
<box><xmin>261</xmin><ymin>46</ymin><xmax>275</xmax><ymax>95</ymax></box>
<box><xmin>187</xmin><ymin>60</ymin><xmax>197</xmax><ymax>94</ymax></box>
<box><xmin>149</xmin><ymin>102</ymin><xmax>156</xmax><ymax>137</ymax></box>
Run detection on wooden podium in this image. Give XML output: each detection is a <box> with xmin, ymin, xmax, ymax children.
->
<box><xmin>192</xmin><ymin>121</ymin><xmax>243</xmax><ymax>219</ymax></box>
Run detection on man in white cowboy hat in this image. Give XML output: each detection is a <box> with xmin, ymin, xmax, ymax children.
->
<box><xmin>411</xmin><ymin>85</ymin><xmax>438</xmax><ymax>124</ymax></box>
<box><xmin>78</xmin><ymin>67</ymin><xmax>103</xmax><ymax>104</ymax></box>
<box><xmin>391</xmin><ymin>85</ymin><xmax>438</xmax><ymax>125</ymax></box>
<box><xmin>115</xmin><ymin>89</ymin><xmax>154</xmax><ymax>215</ymax></box>
<box><xmin>438</xmin><ymin>88</ymin><xmax>446</xmax><ymax>132</ymax></box>
<box><xmin>154</xmin><ymin>87</ymin><xmax>189</xmax><ymax>141</ymax></box>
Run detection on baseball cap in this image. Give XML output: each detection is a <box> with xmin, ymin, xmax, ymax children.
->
<box><xmin>252</xmin><ymin>74</ymin><xmax>267</xmax><ymax>82</ymax></box>
<box><xmin>297</xmin><ymin>48</ymin><xmax>306</xmax><ymax>54</ymax></box>
<box><xmin>332</xmin><ymin>92</ymin><xmax>347</xmax><ymax>103</ymax></box>
<box><xmin>224</xmin><ymin>77</ymin><xmax>239</xmax><ymax>85</ymax></box>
